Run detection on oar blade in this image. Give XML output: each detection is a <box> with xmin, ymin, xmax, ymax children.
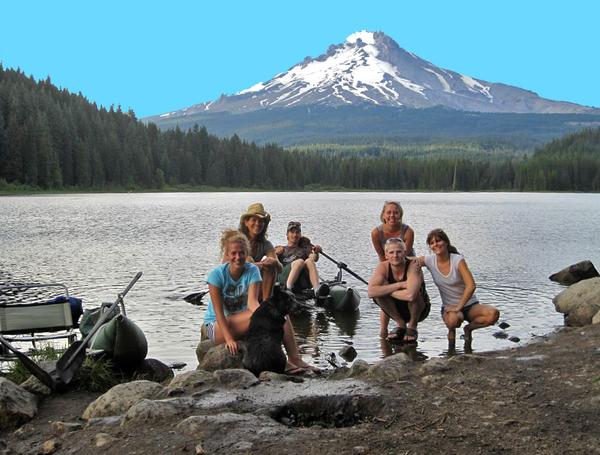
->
<box><xmin>0</xmin><ymin>336</ymin><xmax>56</xmax><ymax>390</ymax></box>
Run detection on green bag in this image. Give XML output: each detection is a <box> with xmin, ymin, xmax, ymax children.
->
<box><xmin>79</xmin><ymin>302</ymin><xmax>120</xmax><ymax>338</ymax></box>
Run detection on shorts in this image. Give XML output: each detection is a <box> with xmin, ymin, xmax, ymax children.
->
<box><xmin>392</xmin><ymin>284</ymin><xmax>431</xmax><ymax>322</ymax></box>
<box><xmin>201</xmin><ymin>322</ymin><xmax>216</xmax><ymax>342</ymax></box>
<box><xmin>440</xmin><ymin>302</ymin><xmax>479</xmax><ymax>321</ymax></box>
<box><xmin>277</xmin><ymin>262</ymin><xmax>311</xmax><ymax>291</ymax></box>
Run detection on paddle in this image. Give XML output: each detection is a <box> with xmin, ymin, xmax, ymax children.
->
<box><xmin>183</xmin><ymin>289</ymin><xmax>209</xmax><ymax>305</ymax></box>
<box><xmin>319</xmin><ymin>251</ymin><xmax>368</xmax><ymax>285</ymax></box>
<box><xmin>50</xmin><ymin>272</ymin><xmax>142</xmax><ymax>390</ymax></box>
<box><xmin>0</xmin><ymin>335</ymin><xmax>55</xmax><ymax>389</ymax></box>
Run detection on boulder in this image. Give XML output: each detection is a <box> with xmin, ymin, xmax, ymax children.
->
<box><xmin>0</xmin><ymin>378</ymin><xmax>38</xmax><ymax>430</ymax></box>
<box><xmin>20</xmin><ymin>375</ymin><xmax>52</xmax><ymax>396</ymax></box>
<box><xmin>213</xmin><ymin>369</ymin><xmax>259</xmax><ymax>389</ymax></box>
<box><xmin>418</xmin><ymin>358</ymin><xmax>451</xmax><ymax>375</ymax></box>
<box><xmin>122</xmin><ymin>397</ymin><xmax>196</xmax><ymax>425</ymax></box>
<box><xmin>82</xmin><ymin>380</ymin><xmax>165</xmax><ymax>419</ymax></box>
<box><xmin>339</xmin><ymin>346</ymin><xmax>358</xmax><ymax>361</ymax></box>
<box><xmin>166</xmin><ymin>370</ymin><xmax>215</xmax><ymax>393</ymax></box>
<box><xmin>195</xmin><ymin>340</ymin><xmax>215</xmax><ymax>363</ymax></box>
<box><xmin>348</xmin><ymin>359</ymin><xmax>370</xmax><ymax>378</ymax></box>
<box><xmin>593</xmin><ymin>309</ymin><xmax>600</xmax><ymax>325</ymax></box>
<box><xmin>549</xmin><ymin>261</ymin><xmax>599</xmax><ymax>286</ymax></box>
<box><xmin>197</xmin><ymin>343</ymin><xmax>244</xmax><ymax>371</ymax></box>
<box><xmin>553</xmin><ymin>277</ymin><xmax>600</xmax><ymax>326</ymax></box>
<box><xmin>366</xmin><ymin>353</ymin><xmax>412</xmax><ymax>382</ymax></box>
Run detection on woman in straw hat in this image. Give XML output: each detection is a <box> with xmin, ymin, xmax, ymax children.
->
<box><xmin>238</xmin><ymin>203</ymin><xmax>282</xmax><ymax>301</ymax></box>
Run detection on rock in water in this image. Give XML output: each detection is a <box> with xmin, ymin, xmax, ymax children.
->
<box><xmin>339</xmin><ymin>345</ymin><xmax>358</xmax><ymax>361</ymax></box>
<box><xmin>553</xmin><ymin>277</ymin><xmax>600</xmax><ymax>326</ymax></box>
<box><xmin>493</xmin><ymin>331</ymin><xmax>509</xmax><ymax>339</ymax></box>
<box><xmin>499</xmin><ymin>321</ymin><xmax>511</xmax><ymax>329</ymax></box>
<box><xmin>508</xmin><ymin>336</ymin><xmax>521</xmax><ymax>343</ymax></box>
<box><xmin>549</xmin><ymin>260</ymin><xmax>600</xmax><ymax>286</ymax></box>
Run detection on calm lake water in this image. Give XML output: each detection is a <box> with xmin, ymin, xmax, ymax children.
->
<box><xmin>1</xmin><ymin>192</ymin><xmax>599</xmax><ymax>370</ymax></box>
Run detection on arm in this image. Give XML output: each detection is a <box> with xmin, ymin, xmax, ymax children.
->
<box><xmin>368</xmin><ymin>262</ymin><xmax>406</xmax><ymax>298</ymax></box>
<box><xmin>371</xmin><ymin>228</ymin><xmax>386</xmax><ymax>262</ymax></box>
<box><xmin>390</xmin><ymin>261</ymin><xmax>422</xmax><ymax>302</ymax></box>
<box><xmin>246</xmin><ymin>282</ymin><xmax>261</xmax><ymax>312</ymax></box>
<box><xmin>261</xmin><ymin>249</ymin><xmax>283</xmax><ymax>272</ymax></box>
<box><xmin>403</xmin><ymin>225</ymin><xmax>415</xmax><ymax>255</ymax></box>
<box><xmin>309</xmin><ymin>243</ymin><xmax>321</xmax><ymax>262</ymax></box>
<box><xmin>446</xmin><ymin>259</ymin><xmax>476</xmax><ymax>312</ymax></box>
<box><xmin>208</xmin><ymin>284</ymin><xmax>238</xmax><ymax>354</ymax></box>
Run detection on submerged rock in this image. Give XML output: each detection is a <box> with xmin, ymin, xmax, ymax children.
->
<box><xmin>339</xmin><ymin>346</ymin><xmax>358</xmax><ymax>361</ymax></box>
<box><xmin>0</xmin><ymin>378</ymin><xmax>38</xmax><ymax>430</ymax></box>
<box><xmin>553</xmin><ymin>277</ymin><xmax>600</xmax><ymax>326</ymax></box>
<box><xmin>549</xmin><ymin>260</ymin><xmax>599</xmax><ymax>286</ymax></box>
<box><xmin>493</xmin><ymin>331</ymin><xmax>509</xmax><ymax>339</ymax></box>
<box><xmin>499</xmin><ymin>321</ymin><xmax>511</xmax><ymax>329</ymax></box>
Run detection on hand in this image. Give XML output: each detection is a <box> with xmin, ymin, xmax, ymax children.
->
<box><xmin>224</xmin><ymin>336</ymin><xmax>239</xmax><ymax>355</ymax></box>
<box><xmin>274</xmin><ymin>246</ymin><xmax>284</xmax><ymax>255</ymax></box>
<box><xmin>312</xmin><ymin>244</ymin><xmax>322</xmax><ymax>254</ymax></box>
<box><xmin>444</xmin><ymin>304</ymin><xmax>462</xmax><ymax>313</ymax></box>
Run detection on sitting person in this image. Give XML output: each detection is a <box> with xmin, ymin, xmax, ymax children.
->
<box><xmin>202</xmin><ymin>229</ymin><xmax>316</xmax><ymax>373</ymax></box>
<box><xmin>367</xmin><ymin>237</ymin><xmax>429</xmax><ymax>343</ymax></box>
<box><xmin>274</xmin><ymin>221</ymin><xmax>327</xmax><ymax>297</ymax></box>
<box><xmin>417</xmin><ymin>228</ymin><xmax>499</xmax><ymax>350</ymax></box>
<box><xmin>238</xmin><ymin>203</ymin><xmax>282</xmax><ymax>301</ymax></box>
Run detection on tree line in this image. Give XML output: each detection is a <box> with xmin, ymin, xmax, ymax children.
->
<box><xmin>1</xmin><ymin>65</ymin><xmax>599</xmax><ymax>192</ymax></box>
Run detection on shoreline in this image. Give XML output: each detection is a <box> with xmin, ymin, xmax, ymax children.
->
<box><xmin>3</xmin><ymin>322</ymin><xmax>599</xmax><ymax>454</ymax></box>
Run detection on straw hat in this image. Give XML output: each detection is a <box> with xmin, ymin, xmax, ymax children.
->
<box><xmin>239</xmin><ymin>203</ymin><xmax>271</xmax><ymax>224</ymax></box>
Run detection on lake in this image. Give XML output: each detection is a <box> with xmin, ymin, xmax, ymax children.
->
<box><xmin>1</xmin><ymin>192</ymin><xmax>599</xmax><ymax>370</ymax></box>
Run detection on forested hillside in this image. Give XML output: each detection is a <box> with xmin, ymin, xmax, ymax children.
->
<box><xmin>1</xmin><ymin>65</ymin><xmax>599</xmax><ymax>192</ymax></box>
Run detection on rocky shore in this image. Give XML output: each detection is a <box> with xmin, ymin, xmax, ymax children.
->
<box><xmin>1</xmin><ymin>261</ymin><xmax>600</xmax><ymax>454</ymax></box>
<box><xmin>0</xmin><ymin>322</ymin><xmax>599</xmax><ymax>455</ymax></box>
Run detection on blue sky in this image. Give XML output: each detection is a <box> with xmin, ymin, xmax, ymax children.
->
<box><xmin>1</xmin><ymin>0</ymin><xmax>598</xmax><ymax>117</ymax></box>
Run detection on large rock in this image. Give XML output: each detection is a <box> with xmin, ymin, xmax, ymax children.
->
<box><xmin>553</xmin><ymin>277</ymin><xmax>600</xmax><ymax>326</ymax></box>
<box><xmin>122</xmin><ymin>397</ymin><xmax>196</xmax><ymax>425</ymax></box>
<box><xmin>166</xmin><ymin>370</ymin><xmax>215</xmax><ymax>392</ymax></box>
<box><xmin>549</xmin><ymin>261</ymin><xmax>600</xmax><ymax>286</ymax></box>
<box><xmin>213</xmin><ymin>369</ymin><xmax>259</xmax><ymax>389</ymax></box>
<box><xmin>82</xmin><ymin>380</ymin><xmax>165</xmax><ymax>419</ymax></box>
<box><xmin>197</xmin><ymin>343</ymin><xmax>244</xmax><ymax>371</ymax></box>
<box><xmin>20</xmin><ymin>375</ymin><xmax>52</xmax><ymax>396</ymax></box>
<box><xmin>0</xmin><ymin>378</ymin><xmax>38</xmax><ymax>430</ymax></box>
<box><xmin>366</xmin><ymin>353</ymin><xmax>412</xmax><ymax>382</ymax></box>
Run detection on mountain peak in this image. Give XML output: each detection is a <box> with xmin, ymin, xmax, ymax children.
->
<box><xmin>156</xmin><ymin>31</ymin><xmax>597</xmax><ymax>118</ymax></box>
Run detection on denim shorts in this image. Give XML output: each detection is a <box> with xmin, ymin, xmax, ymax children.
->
<box><xmin>201</xmin><ymin>322</ymin><xmax>216</xmax><ymax>342</ymax></box>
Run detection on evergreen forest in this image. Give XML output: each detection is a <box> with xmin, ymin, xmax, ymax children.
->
<box><xmin>1</xmin><ymin>65</ymin><xmax>600</xmax><ymax>192</ymax></box>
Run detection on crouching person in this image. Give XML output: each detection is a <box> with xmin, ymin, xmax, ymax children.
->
<box><xmin>368</xmin><ymin>237</ymin><xmax>429</xmax><ymax>343</ymax></box>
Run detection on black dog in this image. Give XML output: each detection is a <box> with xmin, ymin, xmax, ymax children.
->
<box><xmin>243</xmin><ymin>284</ymin><xmax>296</xmax><ymax>377</ymax></box>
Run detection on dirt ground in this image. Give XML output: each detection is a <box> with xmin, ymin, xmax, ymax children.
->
<box><xmin>2</xmin><ymin>324</ymin><xmax>600</xmax><ymax>455</ymax></box>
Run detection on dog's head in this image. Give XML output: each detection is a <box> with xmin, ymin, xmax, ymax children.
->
<box><xmin>266</xmin><ymin>283</ymin><xmax>296</xmax><ymax>317</ymax></box>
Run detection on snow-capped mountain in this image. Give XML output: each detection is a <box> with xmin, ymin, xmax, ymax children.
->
<box><xmin>158</xmin><ymin>30</ymin><xmax>597</xmax><ymax>118</ymax></box>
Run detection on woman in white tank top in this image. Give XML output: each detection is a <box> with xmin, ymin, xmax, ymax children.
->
<box><xmin>417</xmin><ymin>229</ymin><xmax>500</xmax><ymax>350</ymax></box>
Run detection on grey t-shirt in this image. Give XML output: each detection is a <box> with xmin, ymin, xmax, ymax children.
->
<box><xmin>424</xmin><ymin>253</ymin><xmax>478</xmax><ymax>309</ymax></box>
<box><xmin>251</xmin><ymin>239</ymin><xmax>274</xmax><ymax>262</ymax></box>
<box><xmin>277</xmin><ymin>244</ymin><xmax>311</xmax><ymax>266</ymax></box>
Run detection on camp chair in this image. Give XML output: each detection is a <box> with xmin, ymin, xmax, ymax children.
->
<box><xmin>0</xmin><ymin>283</ymin><xmax>79</xmax><ymax>360</ymax></box>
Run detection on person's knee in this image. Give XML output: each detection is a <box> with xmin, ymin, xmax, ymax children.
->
<box><xmin>488</xmin><ymin>307</ymin><xmax>500</xmax><ymax>325</ymax></box>
<box><xmin>444</xmin><ymin>314</ymin><xmax>461</xmax><ymax>329</ymax></box>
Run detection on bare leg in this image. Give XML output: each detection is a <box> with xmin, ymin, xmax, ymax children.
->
<box><xmin>282</xmin><ymin>316</ymin><xmax>317</xmax><ymax>371</ymax></box>
<box><xmin>403</xmin><ymin>296</ymin><xmax>425</xmax><ymax>342</ymax></box>
<box><xmin>463</xmin><ymin>304</ymin><xmax>500</xmax><ymax>348</ymax></box>
<box><xmin>442</xmin><ymin>310</ymin><xmax>464</xmax><ymax>350</ymax></box>
<box><xmin>285</xmin><ymin>259</ymin><xmax>305</xmax><ymax>289</ymax></box>
<box><xmin>212</xmin><ymin>309</ymin><xmax>255</xmax><ymax>345</ymax></box>
<box><xmin>304</xmin><ymin>257</ymin><xmax>320</xmax><ymax>288</ymax></box>
<box><xmin>379</xmin><ymin>310</ymin><xmax>391</xmax><ymax>337</ymax></box>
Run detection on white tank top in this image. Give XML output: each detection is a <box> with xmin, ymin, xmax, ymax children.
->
<box><xmin>424</xmin><ymin>253</ymin><xmax>478</xmax><ymax>309</ymax></box>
